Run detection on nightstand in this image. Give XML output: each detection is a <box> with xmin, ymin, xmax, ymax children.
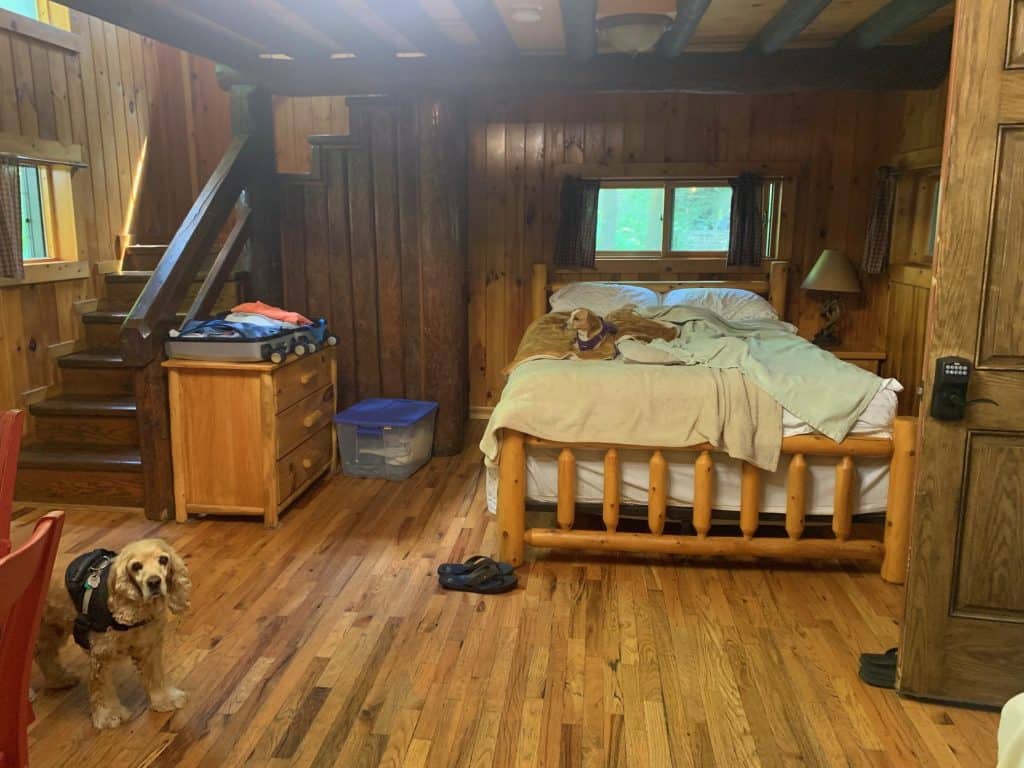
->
<box><xmin>832</xmin><ymin>348</ymin><xmax>886</xmax><ymax>375</ymax></box>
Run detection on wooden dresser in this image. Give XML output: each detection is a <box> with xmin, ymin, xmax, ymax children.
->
<box><xmin>163</xmin><ymin>349</ymin><xmax>336</xmax><ymax>527</ymax></box>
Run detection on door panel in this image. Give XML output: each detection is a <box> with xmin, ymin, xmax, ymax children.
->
<box><xmin>979</xmin><ymin>128</ymin><xmax>1024</xmax><ymax>368</ymax></box>
<box><xmin>953</xmin><ymin>433</ymin><xmax>1024</xmax><ymax>618</ymax></box>
<box><xmin>900</xmin><ymin>0</ymin><xmax>1024</xmax><ymax>707</ymax></box>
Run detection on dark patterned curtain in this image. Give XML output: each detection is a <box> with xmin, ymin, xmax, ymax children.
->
<box><xmin>727</xmin><ymin>173</ymin><xmax>764</xmax><ymax>267</ymax></box>
<box><xmin>862</xmin><ymin>166</ymin><xmax>898</xmax><ymax>275</ymax></box>
<box><xmin>0</xmin><ymin>158</ymin><xmax>23</xmax><ymax>280</ymax></box>
<box><xmin>555</xmin><ymin>175</ymin><xmax>600</xmax><ymax>268</ymax></box>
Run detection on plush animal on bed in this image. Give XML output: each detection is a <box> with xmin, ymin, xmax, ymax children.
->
<box><xmin>504</xmin><ymin>307</ymin><xmax>679</xmax><ymax>373</ymax></box>
<box><xmin>34</xmin><ymin>539</ymin><xmax>192</xmax><ymax>729</ymax></box>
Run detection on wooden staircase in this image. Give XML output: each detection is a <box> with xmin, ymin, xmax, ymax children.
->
<box><xmin>15</xmin><ymin>244</ymin><xmax>246</xmax><ymax>509</ymax></box>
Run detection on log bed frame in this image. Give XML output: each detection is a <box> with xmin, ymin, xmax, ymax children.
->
<box><xmin>495</xmin><ymin>261</ymin><xmax>917</xmax><ymax>584</ymax></box>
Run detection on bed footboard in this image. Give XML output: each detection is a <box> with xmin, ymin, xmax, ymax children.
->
<box><xmin>496</xmin><ymin>417</ymin><xmax>917</xmax><ymax>583</ymax></box>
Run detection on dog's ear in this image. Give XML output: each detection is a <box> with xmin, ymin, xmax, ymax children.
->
<box><xmin>161</xmin><ymin>541</ymin><xmax>192</xmax><ymax>615</ymax></box>
<box><xmin>108</xmin><ymin>550</ymin><xmax>147</xmax><ymax>625</ymax></box>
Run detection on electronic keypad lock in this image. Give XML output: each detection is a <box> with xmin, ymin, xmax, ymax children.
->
<box><xmin>929</xmin><ymin>356</ymin><xmax>996</xmax><ymax>421</ymax></box>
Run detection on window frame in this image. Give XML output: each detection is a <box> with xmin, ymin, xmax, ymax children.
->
<box><xmin>593</xmin><ymin>175</ymin><xmax>787</xmax><ymax>263</ymax></box>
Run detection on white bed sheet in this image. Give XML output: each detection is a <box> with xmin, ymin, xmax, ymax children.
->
<box><xmin>485</xmin><ymin>379</ymin><xmax>901</xmax><ymax>518</ymax></box>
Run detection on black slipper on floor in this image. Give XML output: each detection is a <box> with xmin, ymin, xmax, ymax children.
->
<box><xmin>438</xmin><ymin>561</ymin><xmax>518</xmax><ymax>594</ymax></box>
<box><xmin>437</xmin><ymin>555</ymin><xmax>514</xmax><ymax>577</ymax></box>
<box><xmin>859</xmin><ymin>648</ymin><xmax>897</xmax><ymax>689</ymax></box>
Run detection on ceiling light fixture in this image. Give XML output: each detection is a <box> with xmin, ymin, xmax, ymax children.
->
<box><xmin>258</xmin><ymin>53</ymin><xmax>293</xmax><ymax>60</ymax></box>
<box><xmin>596</xmin><ymin>13</ymin><xmax>672</xmax><ymax>54</ymax></box>
<box><xmin>396</xmin><ymin>51</ymin><xmax>427</xmax><ymax>58</ymax></box>
<box><xmin>509</xmin><ymin>5</ymin><xmax>543</xmax><ymax>24</ymax></box>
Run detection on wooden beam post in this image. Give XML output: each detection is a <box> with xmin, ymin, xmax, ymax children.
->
<box><xmin>839</xmin><ymin>0</ymin><xmax>951</xmax><ymax>49</ymax></box>
<box><xmin>561</xmin><ymin>0</ymin><xmax>597</xmax><ymax>60</ymax></box>
<box><xmin>497</xmin><ymin>431</ymin><xmax>526</xmax><ymax>566</ymax></box>
<box><xmin>657</xmin><ymin>0</ymin><xmax>712</xmax><ymax>57</ymax></box>
<box><xmin>134</xmin><ymin>360</ymin><xmax>173</xmax><ymax>522</ymax></box>
<box><xmin>750</xmin><ymin>0</ymin><xmax>834</xmax><ymax>54</ymax></box>
<box><xmin>231</xmin><ymin>85</ymin><xmax>282</xmax><ymax>307</ymax></box>
<box><xmin>881</xmin><ymin>416</ymin><xmax>917</xmax><ymax>583</ymax></box>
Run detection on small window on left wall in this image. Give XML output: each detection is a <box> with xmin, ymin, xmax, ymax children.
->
<box><xmin>19</xmin><ymin>165</ymin><xmax>48</xmax><ymax>261</ymax></box>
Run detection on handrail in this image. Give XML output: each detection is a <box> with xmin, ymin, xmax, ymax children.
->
<box><xmin>182</xmin><ymin>206</ymin><xmax>252</xmax><ymax>327</ymax></box>
<box><xmin>120</xmin><ymin>135</ymin><xmax>255</xmax><ymax>366</ymax></box>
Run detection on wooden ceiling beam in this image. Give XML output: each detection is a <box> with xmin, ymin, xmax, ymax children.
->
<box><xmin>369</xmin><ymin>0</ymin><xmax>460</xmax><ymax>56</ymax></box>
<box><xmin>750</xmin><ymin>0</ymin><xmax>835</xmax><ymax>54</ymax></box>
<box><xmin>561</xmin><ymin>0</ymin><xmax>597</xmax><ymax>60</ymax></box>
<box><xmin>453</xmin><ymin>0</ymin><xmax>519</xmax><ymax>56</ymax></box>
<box><xmin>657</xmin><ymin>0</ymin><xmax>711</xmax><ymax>58</ymax></box>
<box><xmin>838</xmin><ymin>0</ymin><xmax>952</xmax><ymax>49</ymax></box>
<box><xmin>61</xmin><ymin>0</ymin><xmax>267</xmax><ymax>70</ymax></box>
<box><xmin>248</xmin><ymin>39</ymin><xmax>951</xmax><ymax>96</ymax></box>
<box><xmin>174</xmin><ymin>0</ymin><xmax>335</xmax><ymax>59</ymax></box>
<box><xmin>284</xmin><ymin>0</ymin><xmax>396</xmax><ymax>59</ymax></box>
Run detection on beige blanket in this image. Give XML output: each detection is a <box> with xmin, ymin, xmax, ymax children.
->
<box><xmin>480</xmin><ymin>358</ymin><xmax>783</xmax><ymax>471</ymax></box>
<box><xmin>504</xmin><ymin>309</ymin><xmax>679</xmax><ymax>374</ymax></box>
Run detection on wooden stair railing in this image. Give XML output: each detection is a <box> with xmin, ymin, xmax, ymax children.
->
<box><xmin>120</xmin><ymin>134</ymin><xmax>256</xmax><ymax>366</ymax></box>
<box><xmin>117</xmin><ymin>133</ymin><xmax>260</xmax><ymax>522</ymax></box>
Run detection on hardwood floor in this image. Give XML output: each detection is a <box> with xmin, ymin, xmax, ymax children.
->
<box><xmin>16</xmin><ymin>427</ymin><xmax>998</xmax><ymax>767</ymax></box>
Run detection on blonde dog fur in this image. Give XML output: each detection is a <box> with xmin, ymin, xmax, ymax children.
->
<box><xmin>34</xmin><ymin>539</ymin><xmax>192</xmax><ymax>729</ymax></box>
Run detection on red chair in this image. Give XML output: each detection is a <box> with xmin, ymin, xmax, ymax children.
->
<box><xmin>0</xmin><ymin>511</ymin><xmax>64</xmax><ymax>768</ymax></box>
<box><xmin>0</xmin><ymin>409</ymin><xmax>25</xmax><ymax>557</ymax></box>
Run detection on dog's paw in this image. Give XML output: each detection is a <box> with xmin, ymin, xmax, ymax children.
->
<box><xmin>150</xmin><ymin>687</ymin><xmax>187</xmax><ymax>712</ymax></box>
<box><xmin>92</xmin><ymin>704</ymin><xmax>131</xmax><ymax>729</ymax></box>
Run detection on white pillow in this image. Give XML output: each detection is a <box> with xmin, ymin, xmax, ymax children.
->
<box><xmin>549</xmin><ymin>282</ymin><xmax>660</xmax><ymax>316</ymax></box>
<box><xmin>661</xmin><ymin>287</ymin><xmax>778</xmax><ymax>322</ymax></box>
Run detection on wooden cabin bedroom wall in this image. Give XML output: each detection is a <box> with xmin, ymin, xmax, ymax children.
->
<box><xmin>467</xmin><ymin>90</ymin><xmax>945</xmax><ymax>410</ymax></box>
<box><xmin>883</xmin><ymin>81</ymin><xmax>948</xmax><ymax>415</ymax></box>
<box><xmin>0</xmin><ymin>4</ymin><xmax>231</xmax><ymax>421</ymax></box>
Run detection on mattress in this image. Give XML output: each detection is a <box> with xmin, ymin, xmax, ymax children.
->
<box><xmin>485</xmin><ymin>379</ymin><xmax>902</xmax><ymax>518</ymax></box>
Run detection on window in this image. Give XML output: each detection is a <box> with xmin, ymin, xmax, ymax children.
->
<box><xmin>0</xmin><ymin>0</ymin><xmax>39</xmax><ymax>19</ymax></box>
<box><xmin>0</xmin><ymin>0</ymin><xmax>70</xmax><ymax>29</ymax></box>
<box><xmin>595</xmin><ymin>178</ymin><xmax>782</xmax><ymax>260</ymax></box>
<box><xmin>20</xmin><ymin>166</ymin><xmax>47</xmax><ymax>261</ymax></box>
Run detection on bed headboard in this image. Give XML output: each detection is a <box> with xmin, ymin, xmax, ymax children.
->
<box><xmin>531</xmin><ymin>261</ymin><xmax>790</xmax><ymax>321</ymax></box>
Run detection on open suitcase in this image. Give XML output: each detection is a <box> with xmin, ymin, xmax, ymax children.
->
<box><xmin>165</xmin><ymin>317</ymin><xmax>337</xmax><ymax>363</ymax></box>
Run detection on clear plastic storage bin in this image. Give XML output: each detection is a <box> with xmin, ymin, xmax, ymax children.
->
<box><xmin>334</xmin><ymin>398</ymin><xmax>438</xmax><ymax>480</ymax></box>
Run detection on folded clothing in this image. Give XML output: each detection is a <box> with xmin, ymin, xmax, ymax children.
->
<box><xmin>232</xmin><ymin>300</ymin><xmax>312</xmax><ymax>326</ymax></box>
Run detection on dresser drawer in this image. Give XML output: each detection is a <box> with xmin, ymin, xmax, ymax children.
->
<box><xmin>274</xmin><ymin>351</ymin><xmax>332</xmax><ymax>412</ymax></box>
<box><xmin>277</xmin><ymin>384</ymin><xmax>334</xmax><ymax>458</ymax></box>
<box><xmin>277</xmin><ymin>425</ymin><xmax>333</xmax><ymax>503</ymax></box>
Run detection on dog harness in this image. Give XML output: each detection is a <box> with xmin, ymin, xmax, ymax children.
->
<box><xmin>64</xmin><ymin>549</ymin><xmax>149</xmax><ymax>650</ymax></box>
<box><xmin>575</xmin><ymin>320</ymin><xmax>618</xmax><ymax>352</ymax></box>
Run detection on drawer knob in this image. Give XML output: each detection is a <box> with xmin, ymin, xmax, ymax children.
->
<box><xmin>302</xmin><ymin>458</ymin><xmax>314</xmax><ymax>469</ymax></box>
<box><xmin>303</xmin><ymin>409</ymin><xmax>323</xmax><ymax>428</ymax></box>
<box><xmin>300</xmin><ymin>370</ymin><xmax>319</xmax><ymax>385</ymax></box>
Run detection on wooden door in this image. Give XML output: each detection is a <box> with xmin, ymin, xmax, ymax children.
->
<box><xmin>900</xmin><ymin>0</ymin><xmax>1024</xmax><ymax>707</ymax></box>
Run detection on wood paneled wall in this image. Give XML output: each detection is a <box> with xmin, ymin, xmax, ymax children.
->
<box><xmin>273</xmin><ymin>95</ymin><xmax>349</xmax><ymax>174</ymax></box>
<box><xmin>882</xmin><ymin>82</ymin><xmax>948</xmax><ymax>415</ymax></box>
<box><xmin>279</xmin><ymin>97</ymin><xmax>468</xmax><ymax>454</ymax></box>
<box><xmin>467</xmin><ymin>91</ymin><xmax>923</xmax><ymax>408</ymax></box>
<box><xmin>0</xmin><ymin>7</ymin><xmax>231</xmax><ymax>418</ymax></box>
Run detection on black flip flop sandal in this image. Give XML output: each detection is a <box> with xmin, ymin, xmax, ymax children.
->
<box><xmin>438</xmin><ymin>561</ymin><xmax>518</xmax><ymax>594</ymax></box>
<box><xmin>437</xmin><ymin>555</ymin><xmax>514</xmax><ymax>577</ymax></box>
<box><xmin>858</xmin><ymin>648</ymin><xmax>897</xmax><ymax>689</ymax></box>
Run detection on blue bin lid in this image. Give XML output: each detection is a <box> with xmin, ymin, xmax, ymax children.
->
<box><xmin>334</xmin><ymin>398</ymin><xmax>438</xmax><ymax>429</ymax></box>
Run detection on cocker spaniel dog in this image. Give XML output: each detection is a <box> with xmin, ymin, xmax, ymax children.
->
<box><xmin>34</xmin><ymin>538</ymin><xmax>192</xmax><ymax>729</ymax></box>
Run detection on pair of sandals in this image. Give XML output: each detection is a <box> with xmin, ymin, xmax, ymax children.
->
<box><xmin>437</xmin><ymin>555</ymin><xmax>517</xmax><ymax>594</ymax></box>
<box><xmin>858</xmin><ymin>647</ymin><xmax>897</xmax><ymax>689</ymax></box>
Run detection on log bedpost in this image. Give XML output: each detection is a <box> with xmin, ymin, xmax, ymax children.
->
<box><xmin>648</xmin><ymin>450</ymin><xmax>667</xmax><ymax>535</ymax></box>
<box><xmin>881</xmin><ymin>416</ymin><xmax>917</xmax><ymax>584</ymax></box>
<box><xmin>785</xmin><ymin>453</ymin><xmax>807</xmax><ymax>539</ymax></box>
<box><xmin>532</xmin><ymin>263</ymin><xmax>548</xmax><ymax>321</ymax></box>
<box><xmin>603</xmin><ymin>448</ymin><xmax>621</xmax><ymax>532</ymax></box>
<box><xmin>497</xmin><ymin>431</ymin><xmax>527</xmax><ymax>566</ymax></box>
<box><xmin>557</xmin><ymin>447</ymin><xmax>576</xmax><ymax>530</ymax></box>
<box><xmin>693</xmin><ymin>450</ymin><xmax>713</xmax><ymax>537</ymax></box>
<box><xmin>740</xmin><ymin>462</ymin><xmax>761</xmax><ymax>539</ymax></box>
<box><xmin>769</xmin><ymin>260</ymin><xmax>789</xmax><ymax>319</ymax></box>
<box><xmin>833</xmin><ymin>455</ymin><xmax>854</xmax><ymax>541</ymax></box>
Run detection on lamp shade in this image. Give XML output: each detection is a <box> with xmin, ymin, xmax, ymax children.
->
<box><xmin>801</xmin><ymin>249</ymin><xmax>861</xmax><ymax>293</ymax></box>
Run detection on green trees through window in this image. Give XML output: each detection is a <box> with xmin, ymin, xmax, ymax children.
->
<box><xmin>596</xmin><ymin>187</ymin><xmax>664</xmax><ymax>252</ymax></box>
<box><xmin>671</xmin><ymin>186</ymin><xmax>732</xmax><ymax>251</ymax></box>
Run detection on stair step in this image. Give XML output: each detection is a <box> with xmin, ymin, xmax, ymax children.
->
<box><xmin>83</xmin><ymin>310</ymin><xmax>186</xmax><ymax>324</ymax></box>
<box><xmin>15</xmin><ymin>445</ymin><xmax>145</xmax><ymax>505</ymax></box>
<box><xmin>122</xmin><ymin>244</ymin><xmax>169</xmax><ymax>271</ymax></box>
<box><xmin>30</xmin><ymin>395</ymin><xmax>136</xmax><ymax>418</ymax></box>
<box><xmin>18</xmin><ymin>443</ymin><xmax>142</xmax><ymax>472</ymax></box>
<box><xmin>102</xmin><ymin>270</ymin><xmax>247</xmax><ymax>313</ymax></box>
<box><xmin>58</xmin><ymin>348</ymin><xmax>128</xmax><ymax>369</ymax></box>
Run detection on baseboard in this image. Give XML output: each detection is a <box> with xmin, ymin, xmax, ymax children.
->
<box><xmin>469</xmin><ymin>406</ymin><xmax>493</xmax><ymax>420</ymax></box>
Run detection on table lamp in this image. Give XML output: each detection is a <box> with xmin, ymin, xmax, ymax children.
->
<box><xmin>801</xmin><ymin>249</ymin><xmax>861</xmax><ymax>348</ymax></box>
